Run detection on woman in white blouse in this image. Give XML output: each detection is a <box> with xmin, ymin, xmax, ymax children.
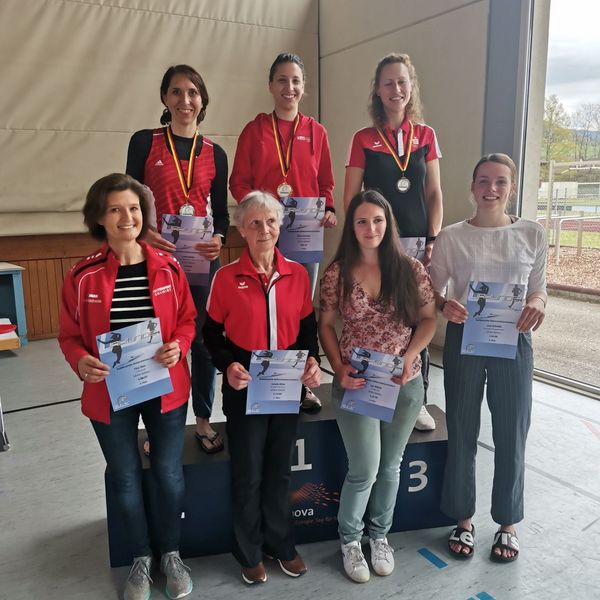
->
<box><xmin>430</xmin><ymin>153</ymin><xmax>547</xmax><ymax>564</ymax></box>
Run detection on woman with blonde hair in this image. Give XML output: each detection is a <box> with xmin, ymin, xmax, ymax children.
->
<box><xmin>343</xmin><ymin>53</ymin><xmax>443</xmax><ymax>432</ymax></box>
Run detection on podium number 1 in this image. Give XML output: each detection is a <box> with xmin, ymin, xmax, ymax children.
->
<box><xmin>408</xmin><ymin>460</ymin><xmax>428</xmax><ymax>492</ymax></box>
<box><xmin>291</xmin><ymin>438</ymin><xmax>312</xmax><ymax>472</ymax></box>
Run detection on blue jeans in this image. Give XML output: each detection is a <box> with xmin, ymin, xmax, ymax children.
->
<box><xmin>332</xmin><ymin>375</ymin><xmax>424</xmax><ymax>543</ymax></box>
<box><xmin>91</xmin><ymin>399</ymin><xmax>187</xmax><ymax>556</ymax></box>
<box><xmin>190</xmin><ymin>258</ymin><xmax>220</xmax><ymax>419</ymax></box>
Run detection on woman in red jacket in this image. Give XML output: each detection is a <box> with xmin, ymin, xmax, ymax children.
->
<box><xmin>230</xmin><ymin>52</ymin><xmax>335</xmax><ymax>411</ymax></box>
<box><xmin>58</xmin><ymin>173</ymin><xmax>196</xmax><ymax>600</ymax></box>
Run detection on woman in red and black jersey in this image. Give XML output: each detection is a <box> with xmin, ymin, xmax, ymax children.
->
<box><xmin>343</xmin><ymin>53</ymin><xmax>443</xmax><ymax>431</ymax></box>
<box><xmin>126</xmin><ymin>65</ymin><xmax>229</xmax><ymax>453</ymax></box>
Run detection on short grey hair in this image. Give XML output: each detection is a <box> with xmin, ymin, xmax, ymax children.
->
<box><xmin>233</xmin><ymin>191</ymin><xmax>284</xmax><ymax>228</ymax></box>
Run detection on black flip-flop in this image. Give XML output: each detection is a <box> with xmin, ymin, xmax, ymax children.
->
<box><xmin>195</xmin><ymin>431</ymin><xmax>224</xmax><ymax>454</ymax></box>
<box><xmin>448</xmin><ymin>525</ymin><xmax>475</xmax><ymax>559</ymax></box>
<box><xmin>490</xmin><ymin>530</ymin><xmax>519</xmax><ymax>563</ymax></box>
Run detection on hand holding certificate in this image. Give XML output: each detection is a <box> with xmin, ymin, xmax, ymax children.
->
<box><xmin>246</xmin><ymin>349</ymin><xmax>308</xmax><ymax>415</ymax></box>
<box><xmin>461</xmin><ymin>281</ymin><xmax>524</xmax><ymax>359</ymax></box>
<box><xmin>162</xmin><ymin>213</ymin><xmax>214</xmax><ymax>286</ymax></box>
<box><xmin>96</xmin><ymin>319</ymin><xmax>174</xmax><ymax>411</ymax></box>
<box><xmin>278</xmin><ymin>197</ymin><xmax>324</xmax><ymax>263</ymax></box>
<box><xmin>341</xmin><ymin>348</ymin><xmax>403</xmax><ymax>422</ymax></box>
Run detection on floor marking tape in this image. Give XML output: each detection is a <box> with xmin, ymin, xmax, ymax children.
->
<box><xmin>417</xmin><ymin>547</ymin><xmax>448</xmax><ymax>569</ymax></box>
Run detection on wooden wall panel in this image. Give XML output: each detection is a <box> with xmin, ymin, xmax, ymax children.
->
<box><xmin>0</xmin><ymin>231</ymin><xmax>246</xmax><ymax>340</ymax></box>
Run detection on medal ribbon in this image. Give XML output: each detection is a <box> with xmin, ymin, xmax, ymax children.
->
<box><xmin>271</xmin><ymin>112</ymin><xmax>300</xmax><ymax>182</ymax></box>
<box><xmin>165</xmin><ymin>126</ymin><xmax>198</xmax><ymax>202</ymax></box>
<box><xmin>375</xmin><ymin>121</ymin><xmax>414</xmax><ymax>175</ymax></box>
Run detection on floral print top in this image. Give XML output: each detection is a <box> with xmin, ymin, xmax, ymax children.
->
<box><xmin>319</xmin><ymin>258</ymin><xmax>434</xmax><ymax>380</ymax></box>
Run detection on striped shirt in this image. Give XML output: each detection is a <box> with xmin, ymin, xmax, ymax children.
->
<box><xmin>109</xmin><ymin>262</ymin><xmax>155</xmax><ymax>328</ymax></box>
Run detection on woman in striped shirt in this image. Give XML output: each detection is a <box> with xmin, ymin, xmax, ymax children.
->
<box><xmin>58</xmin><ymin>173</ymin><xmax>197</xmax><ymax>600</ymax></box>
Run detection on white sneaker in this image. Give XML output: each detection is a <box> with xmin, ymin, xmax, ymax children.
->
<box><xmin>341</xmin><ymin>540</ymin><xmax>370</xmax><ymax>583</ymax></box>
<box><xmin>369</xmin><ymin>537</ymin><xmax>394</xmax><ymax>576</ymax></box>
<box><xmin>414</xmin><ymin>405</ymin><xmax>436</xmax><ymax>431</ymax></box>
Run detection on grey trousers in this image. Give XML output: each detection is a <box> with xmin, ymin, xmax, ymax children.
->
<box><xmin>441</xmin><ymin>322</ymin><xmax>533</xmax><ymax>525</ymax></box>
<box><xmin>333</xmin><ymin>375</ymin><xmax>423</xmax><ymax>543</ymax></box>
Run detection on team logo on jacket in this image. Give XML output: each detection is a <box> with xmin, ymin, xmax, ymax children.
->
<box><xmin>373</xmin><ymin>140</ymin><xmax>382</xmax><ymax>148</ymax></box>
<box><xmin>237</xmin><ymin>280</ymin><xmax>248</xmax><ymax>289</ymax></box>
<box><xmin>412</xmin><ymin>137</ymin><xmax>419</xmax><ymax>146</ymax></box>
<box><xmin>296</xmin><ymin>135</ymin><xmax>311</xmax><ymax>143</ymax></box>
<box><xmin>85</xmin><ymin>293</ymin><xmax>101</xmax><ymax>304</ymax></box>
<box><xmin>154</xmin><ymin>284</ymin><xmax>172</xmax><ymax>296</ymax></box>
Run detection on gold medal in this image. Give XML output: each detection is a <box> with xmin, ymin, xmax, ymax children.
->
<box><xmin>272</xmin><ymin>112</ymin><xmax>300</xmax><ymax>199</ymax></box>
<box><xmin>376</xmin><ymin>121</ymin><xmax>414</xmax><ymax>192</ymax></box>
<box><xmin>397</xmin><ymin>177</ymin><xmax>411</xmax><ymax>193</ymax></box>
<box><xmin>277</xmin><ymin>182</ymin><xmax>293</xmax><ymax>198</ymax></box>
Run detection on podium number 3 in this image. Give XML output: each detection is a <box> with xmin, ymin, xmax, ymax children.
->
<box><xmin>408</xmin><ymin>460</ymin><xmax>428</xmax><ymax>492</ymax></box>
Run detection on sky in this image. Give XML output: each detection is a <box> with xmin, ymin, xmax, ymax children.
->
<box><xmin>545</xmin><ymin>0</ymin><xmax>600</xmax><ymax>115</ymax></box>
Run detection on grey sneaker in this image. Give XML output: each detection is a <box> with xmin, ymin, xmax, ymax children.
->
<box><xmin>160</xmin><ymin>551</ymin><xmax>193</xmax><ymax>599</ymax></box>
<box><xmin>124</xmin><ymin>555</ymin><xmax>153</xmax><ymax>600</ymax></box>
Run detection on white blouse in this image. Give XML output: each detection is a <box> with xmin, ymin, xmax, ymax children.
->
<box><xmin>429</xmin><ymin>218</ymin><xmax>547</xmax><ymax>304</ymax></box>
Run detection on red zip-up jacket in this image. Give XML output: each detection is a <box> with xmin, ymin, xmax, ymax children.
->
<box><xmin>203</xmin><ymin>247</ymin><xmax>319</xmax><ymax>417</ymax></box>
<box><xmin>58</xmin><ymin>242</ymin><xmax>197</xmax><ymax>424</ymax></box>
<box><xmin>229</xmin><ymin>112</ymin><xmax>335</xmax><ymax>209</ymax></box>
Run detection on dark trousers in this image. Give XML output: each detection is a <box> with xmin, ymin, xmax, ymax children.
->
<box><xmin>441</xmin><ymin>322</ymin><xmax>533</xmax><ymax>525</ymax></box>
<box><xmin>91</xmin><ymin>399</ymin><xmax>187</xmax><ymax>556</ymax></box>
<box><xmin>190</xmin><ymin>258</ymin><xmax>219</xmax><ymax>419</ymax></box>
<box><xmin>420</xmin><ymin>346</ymin><xmax>430</xmax><ymax>404</ymax></box>
<box><xmin>226</xmin><ymin>412</ymin><xmax>299</xmax><ymax>567</ymax></box>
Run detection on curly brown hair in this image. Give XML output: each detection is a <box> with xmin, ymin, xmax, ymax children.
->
<box><xmin>368</xmin><ymin>53</ymin><xmax>424</xmax><ymax>127</ymax></box>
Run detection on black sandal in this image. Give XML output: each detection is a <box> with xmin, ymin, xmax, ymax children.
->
<box><xmin>195</xmin><ymin>431</ymin><xmax>224</xmax><ymax>454</ymax></box>
<box><xmin>490</xmin><ymin>530</ymin><xmax>519</xmax><ymax>563</ymax></box>
<box><xmin>448</xmin><ymin>525</ymin><xmax>475</xmax><ymax>559</ymax></box>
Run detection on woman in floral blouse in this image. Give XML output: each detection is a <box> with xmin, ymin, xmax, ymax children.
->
<box><xmin>319</xmin><ymin>189</ymin><xmax>436</xmax><ymax>583</ymax></box>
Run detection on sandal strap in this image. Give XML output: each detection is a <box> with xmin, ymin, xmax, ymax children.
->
<box><xmin>449</xmin><ymin>526</ymin><xmax>475</xmax><ymax>548</ymax></box>
<box><xmin>492</xmin><ymin>531</ymin><xmax>519</xmax><ymax>552</ymax></box>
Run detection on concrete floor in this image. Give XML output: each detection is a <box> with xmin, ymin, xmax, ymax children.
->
<box><xmin>1</xmin><ymin>339</ymin><xmax>600</xmax><ymax>600</ymax></box>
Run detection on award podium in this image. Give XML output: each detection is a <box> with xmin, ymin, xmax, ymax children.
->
<box><xmin>105</xmin><ymin>385</ymin><xmax>452</xmax><ymax>567</ymax></box>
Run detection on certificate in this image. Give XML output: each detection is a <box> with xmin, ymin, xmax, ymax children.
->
<box><xmin>162</xmin><ymin>214</ymin><xmax>213</xmax><ymax>286</ymax></box>
<box><xmin>246</xmin><ymin>349</ymin><xmax>307</xmax><ymax>415</ymax></box>
<box><xmin>278</xmin><ymin>197</ymin><xmax>324</xmax><ymax>263</ymax></box>
<box><xmin>461</xmin><ymin>281</ymin><xmax>524</xmax><ymax>359</ymax></box>
<box><xmin>96</xmin><ymin>319</ymin><xmax>173</xmax><ymax>411</ymax></box>
<box><xmin>400</xmin><ymin>237</ymin><xmax>426</xmax><ymax>263</ymax></box>
<box><xmin>341</xmin><ymin>348</ymin><xmax>402</xmax><ymax>422</ymax></box>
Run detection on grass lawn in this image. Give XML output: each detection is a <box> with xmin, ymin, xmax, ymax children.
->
<box><xmin>549</xmin><ymin>231</ymin><xmax>600</xmax><ymax>248</ymax></box>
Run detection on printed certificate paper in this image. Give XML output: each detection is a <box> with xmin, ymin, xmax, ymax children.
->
<box><xmin>96</xmin><ymin>319</ymin><xmax>173</xmax><ymax>411</ymax></box>
<box><xmin>400</xmin><ymin>237</ymin><xmax>426</xmax><ymax>263</ymax></box>
<box><xmin>341</xmin><ymin>348</ymin><xmax>403</xmax><ymax>422</ymax></box>
<box><xmin>162</xmin><ymin>214</ymin><xmax>213</xmax><ymax>286</ymax></box>
<box><xmin>278</xmin><ymin>197</ymin><xmax>324</xmax><ymax>263</ymax></box>
<box><xmin>246</xmin><ymin>349</ymin><xmax>308</xmax><ymax>415</ymax></box>
<box><xmin>461</xmin><ymin>281</ymin><xmax>524</xmax><ymax>359</ymax></box>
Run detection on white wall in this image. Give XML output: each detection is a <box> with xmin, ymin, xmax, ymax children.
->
<box><xmin>0</xmin><ymin>0</ymin><xmax>319</xmax><ymax>235</ymax></box>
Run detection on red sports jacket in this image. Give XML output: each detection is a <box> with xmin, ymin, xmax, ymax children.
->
<box><xmin>229</xmin><ymin>112</ymin><xmax>335</xmax><ymax>209</ymax></box>
<box><xmin>58</xmin><ymin>242</ymin><xmax>197</xmax><ymax>423</ymax></box>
